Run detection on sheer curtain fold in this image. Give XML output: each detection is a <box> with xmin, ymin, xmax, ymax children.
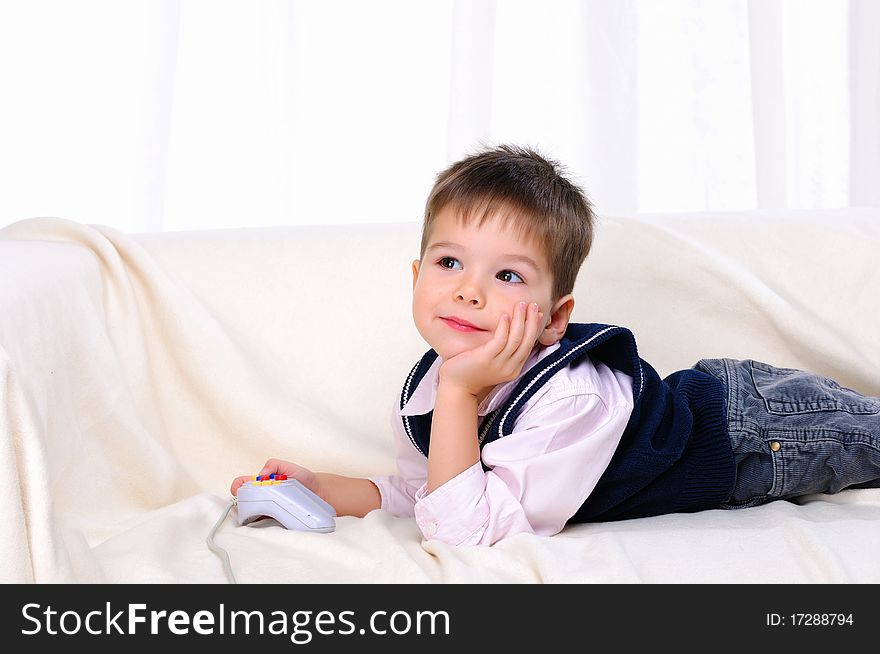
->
<box><xmin>0</xmin><ymin>0</ymin><xmax>877</xmax><ymax>232</ymax></box>
<box><xmin>747</xmin><ymin>0</ymin><xmax>787</xmax><ymax>209</ymax></box>
<box><xmin>849</xmin><ymin>0</ymin><xmax>880</xmax><ymax>207</ymax></box>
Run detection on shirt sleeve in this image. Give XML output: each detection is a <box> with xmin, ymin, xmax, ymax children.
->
<box><xmin>367</xmin><ymin>400</ymin><xmax>428</xmax><ymax>518</ymax></box>
<box><xmin>414</xmin><ymin>387</ymin><xmax>632</xmax><ymax>546</ymax></box>
<box><xmin>370</xmin><ymin>368</ymin><xmax>633</xmax><ymax>546</ymax></box>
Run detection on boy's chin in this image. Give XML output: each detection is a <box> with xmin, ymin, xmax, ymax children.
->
<box><xmin>432</xmin><ymin>339</ymin><xmax>488</xmax><ymax>361</ymax></box>
<box><xmin>434</xmin><ymin>347</ymin><xmax>462</xmax><ymax>361</ymax></box>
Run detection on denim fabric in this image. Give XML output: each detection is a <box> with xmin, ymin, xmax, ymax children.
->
<box><xmin>693</xmin><ymin>358</ymin><xmax>880</xmax><ymax>509</ymax></box>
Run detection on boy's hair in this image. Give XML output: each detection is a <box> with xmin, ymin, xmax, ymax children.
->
<box><xmin>421</xmin><ymin>144</ymin><xmax>594</xmax><ymax>300</ymax></box>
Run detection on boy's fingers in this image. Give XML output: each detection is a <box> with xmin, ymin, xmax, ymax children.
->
<box><xmin>503</xmin><ymin>302</ymin><xmax>527</xmax><ymax>358</ymax></box>
<box><xmin>259</xmin><ymin>458</ymin><xmax>289</xmax><ymax>477</ymax></box>
<box><xmin>519</xmin><ymin>305</ymin><xmax>542</xmax><ymax>357</ymax></box>
<box><xmin>507</xmin><ymin>302</ymin><xmax>539</xmax><ymax>363</ymax></box>
<box><xmin>525</xmin><ymin>309</ymin><xmax>544</xmax><ymax>360</ymax></box>
<box><xmin>488</xmin><ymin>312</ymin><xmax>510</xmax><ymax>356</ymax></box>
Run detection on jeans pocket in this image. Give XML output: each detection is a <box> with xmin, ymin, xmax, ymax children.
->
<box><xmin>749</xmin><ymin>360</ymin><xmax>880</xmax><ymax>416</ymax></box>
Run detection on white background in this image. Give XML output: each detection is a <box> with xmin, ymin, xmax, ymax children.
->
<box><xmin>1</xmin><ymin>0</ymin><xmax>878</xmax><ymax>233</ymax></box>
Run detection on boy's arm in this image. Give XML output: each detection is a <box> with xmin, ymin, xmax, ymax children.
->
<box><xmin>314</xmin><ymin>473</ymin><xmax>381</xmax><ymax>518</ymax></box>
<box><xmin>426</xmin><ymin>386</ymin><xmax>480</xmax><ymax>493</ymax></box>
<box><xmin>428</xmin><ymin>302</ymin><xmax>543</xmax><ymax>494</ymax></box>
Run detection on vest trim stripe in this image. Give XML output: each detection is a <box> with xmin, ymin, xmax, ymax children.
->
<box><xmin>496</xmin><ymin>326</ymin><xmax>640</xmax><ymax>442</ymax></box>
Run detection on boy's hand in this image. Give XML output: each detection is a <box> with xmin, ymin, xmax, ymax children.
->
<box><xmin>439</xmin><ymin>301</ymin><xmax>544</xmax><ymax>399</ymax></box>
<box><xmin>230</xmin><ymin>458</ymin><xmax>323</xmax><ymax>500</ymax></box>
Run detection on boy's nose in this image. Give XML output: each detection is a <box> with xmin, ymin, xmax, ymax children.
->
<box><xmin>454</xmin><ymin>280</ymin><xmax>484</xmax><ymax>306</ymax></box>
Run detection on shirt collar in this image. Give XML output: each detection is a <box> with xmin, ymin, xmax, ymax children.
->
<box><xmin>398</xmin><ymin>342</ymin><xmax>561</xmax><ymax>417</ymax></box>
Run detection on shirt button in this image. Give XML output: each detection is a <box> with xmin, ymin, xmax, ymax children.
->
<box><xmin>425</xmin><ymin>521</ymin><xmax>438</xmax><ymax>537</ymax></box>
<box><xmin>769</xmin><ymin>441</ymin><xmax>781</xmax><ymax>452</ymax></box>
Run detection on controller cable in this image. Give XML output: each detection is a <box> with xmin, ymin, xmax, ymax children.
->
<box><xmin>206</xmin><ymin>497</ymin><xmax>239</xmax><ymax>584</ymax></box>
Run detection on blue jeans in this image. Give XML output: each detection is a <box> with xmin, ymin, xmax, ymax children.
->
<box><xmin>693</xmin><ymin>358</ymin><xmax>880</xmax><ymax>509</ymax></box>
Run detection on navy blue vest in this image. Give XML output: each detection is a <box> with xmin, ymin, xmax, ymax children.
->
<box><xmin>399</xmin><ymin>323</ymin><xmax>736</xmax><ymax>522</ymax></box>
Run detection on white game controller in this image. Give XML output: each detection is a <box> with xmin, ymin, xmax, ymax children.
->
<box><xmin>235</xmin><ymin>475</ymin><xmax>336</xmax><ymax>533</ymax></box>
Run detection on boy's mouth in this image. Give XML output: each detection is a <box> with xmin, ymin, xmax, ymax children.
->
<box><xmin>440</xmin><ymin>316</ymin><xmax>487</xmax><ymax>332</ymax></box>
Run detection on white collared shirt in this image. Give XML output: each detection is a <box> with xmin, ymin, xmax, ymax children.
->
<box><xmin>370</xmin><ymin>344</ymin><xmax>635</xmax><ymax>546</ymax></box>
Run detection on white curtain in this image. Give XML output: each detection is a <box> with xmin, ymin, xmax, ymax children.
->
<box><xmin>0</xmin><ymin>0</ymin><xmax>877</xmax><ymax>233</ymax></box>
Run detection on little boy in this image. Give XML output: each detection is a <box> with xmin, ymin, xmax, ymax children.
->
<box><xmin>231</xmin><ymin>144</ymin><xmax>880</xmax><ymax>546</ymax></box>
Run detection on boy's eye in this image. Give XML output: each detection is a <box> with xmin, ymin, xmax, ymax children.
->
<box><xmin>497</xmin><ymin>270</ymin><xmax>525</xmax><ymax>284</ymax></box>
<box><xmin>438</xmin><ymin>256</ymin><xmax>462</xmax><ymax>270</ymax></box>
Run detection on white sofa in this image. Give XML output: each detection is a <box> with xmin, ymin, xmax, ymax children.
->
<box><xmin>1</xmin><ymin>209</ymin><xmax>878</xmax><ymax>584</ymax></box>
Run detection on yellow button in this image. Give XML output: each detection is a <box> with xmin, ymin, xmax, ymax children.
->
<box><xmin>770</xmin><ymin>441</ymin><xmax>781</xmax><ymax>452</ymax></box>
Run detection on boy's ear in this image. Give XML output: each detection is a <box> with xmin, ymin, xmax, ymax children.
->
<box><xmin>537</xmin><ymin>294</ymin><xmax>575</xmax><ymax>346</ymax></box>
<box><xmin>411</xmin><ymin>259</ymin><xmax>421</xmax><ymax>291</ymax></box>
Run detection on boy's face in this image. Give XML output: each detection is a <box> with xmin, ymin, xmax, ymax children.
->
<box><xmin>411</xmin><ymin>205</ymin><xmax>573</xmax><ymax>361</ymax></box>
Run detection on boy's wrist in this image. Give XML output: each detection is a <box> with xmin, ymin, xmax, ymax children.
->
<box><xmin>436</xmin><ymin>378</ymin><xmax>486</xmax><ymax>404</ymax></box>
<box><xmin>314</xmin><ymin>473</ymin><xmax>382</xmax><ymax>518</ymax></box>
<box><xmin>312</xmin><ymin>472</ymin><xmax>334</xmax><ymax>506</ymax></box>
